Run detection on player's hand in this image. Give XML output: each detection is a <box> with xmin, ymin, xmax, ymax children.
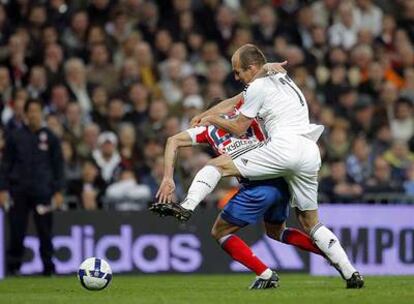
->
<box><xmin>52</xmin><ymin>192</ymin><xmax>64</xmax><ymax>209</ymax></box>
<box><xmin>199</xmin><ymin>116</ymin><xmax>212</xmax><ymax>127</ymax></box>
<box><xmin>190</xmin><ymin>114</ymin><xmax>203</xmax><ymax>127</ymax></box>
<box><xmin>0</xmin><ymin>191</ymin><xmax>8</xmax><ymax>208</ymax></box>
<box><xmin>263</xmin><ymin>61</ymin><xmax>288</xmax><ymax>74</ymax></box>
<box><xmin>156</xmin><ymin>178</ymin><xmax>176</xmax><ymax>204</ymax></box>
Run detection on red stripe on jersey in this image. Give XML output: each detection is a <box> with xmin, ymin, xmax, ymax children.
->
<box><xmin>195</xmin><ymin>129</ymin><xmax>209</xmax><ymax>144</ymax></box>
<box><xmin>250</xmin><ymin>119</ymin><xmax>265</xmax><ymax>141</ymax></box>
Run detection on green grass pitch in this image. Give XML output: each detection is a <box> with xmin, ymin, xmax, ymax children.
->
<box><xmin>0</xmin><ymin>274</ymin><xmax>413</xmax><ymax>304</ymax></box>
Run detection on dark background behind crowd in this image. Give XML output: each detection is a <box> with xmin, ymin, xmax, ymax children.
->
<box><xmin>0</xmin><ymin>0</ymin><xmax>413</xmax><ymax>210</ymax></box>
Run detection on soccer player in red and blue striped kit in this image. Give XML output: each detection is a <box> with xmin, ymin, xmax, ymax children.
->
<box><xmin>151</xmin><ymin>94</ymin><xmax>326</xmax><ymax>289</ymax></box>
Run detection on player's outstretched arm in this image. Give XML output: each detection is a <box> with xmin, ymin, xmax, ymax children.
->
<box><xmin>156</xmin><ymin>131</ymin><xmax>193</xmax><ymax>204</ymax></box>
<box><xmin>200</xmin><ymin>113</ymin><xmax>253</xmax><ymax>137</ymax></box>
<box><xmin>190</xmin><ymin>93</ymin><xmax>242</xmax><ymax>127</ymax></box>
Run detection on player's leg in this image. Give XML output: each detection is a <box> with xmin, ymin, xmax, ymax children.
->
<box><xmin>181</xmin><ymin>154</ymin><xmax>240</xmax><ymax>211</ymax></box>
<box><xmin>212</xmin><ymin>216</ymin><xmax>278</xmax><ymax>289</ymax></box>
<box><xmin>6</xmin><ymin>194</ymin><xmax>30</xmax><ymax>275</ymax></box>
<box><xmin>33</xmin><ymin>202</ymin><xmax>55</xmax><ymax>275</ymax></box>
<box><xmin>265</xmin><ymin>222</ymin><xmax>324</xmax><ymax>256</ymax></box>
<box><xmin>182</xmin><ymin>139</ymin><xmax>285</xmax><ymax>211</ymax></box>
<box><xmin>290</xmin><ymin>137</ymin><xmax>363</xmax><ymax>288</ymax></box>
<box><xmin>262</xmin><ymin>181</ymin><xmax>324</xmax><ymax>256</ymax></box>
<box><xmin>295</xmin><ymin>208</ymin><xmax>363</xmax><ymax>288</ymax></box>
<box><xmin>217</xmin><ymin>184</ymin><xmax>283</xmax><ymax>289</ymax></box>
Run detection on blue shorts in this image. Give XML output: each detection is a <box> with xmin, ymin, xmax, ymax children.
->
<box><xmin>220</xmin><ymin>178</ymin><xmax>290</xmax><ymax>227</ymax></box>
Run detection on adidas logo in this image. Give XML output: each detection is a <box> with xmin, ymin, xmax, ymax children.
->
<box><xmin>241</xmin><ymin>158</ymin><xmax>249</xmax><ymax>165</ymax></box>
<box><xmin>328</xmin><ymin>239</ymin><xmax>336</xmax><ymax>249</ymax></box>
<box><xmin>196</xmin><ymin>180</ymin><xmax>212</xmax><ymax>188</ymax></box>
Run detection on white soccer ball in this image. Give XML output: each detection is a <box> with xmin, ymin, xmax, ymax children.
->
<box><xmin>78</xmin><ymin>257</ymin><xmax>112</xmax><ymax>291</ymax></box>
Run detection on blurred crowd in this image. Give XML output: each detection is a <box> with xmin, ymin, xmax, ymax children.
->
<box><xmin>0</xmin><ymin>0</ymin><xmax>414</xmax><ymax>210</ymax></box>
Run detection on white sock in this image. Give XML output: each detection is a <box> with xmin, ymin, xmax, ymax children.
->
<box><xmin>259</xmin><ymin>268</ymin><xmax>273</xmax><ymax>280</ymax></box>
<box><xmin>311</xmin><ymin>223</ymin><xmax>356</xmax><ymax>280</ymax></box>
<box><xmin>181</xmin><ymin>165</ymin><xmax>222</xmax><ymax>211</ymax></box>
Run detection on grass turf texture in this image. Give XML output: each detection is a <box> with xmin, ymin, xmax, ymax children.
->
<box><xmin>0</xmin><ymin>274</ymin><xmax>413</xmax><ymax>304</ymax></box>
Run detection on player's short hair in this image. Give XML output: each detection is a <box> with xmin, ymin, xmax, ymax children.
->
<box><xmin>238</xmin><ymin>44</ymin><xmax>267</xmax><ymax>70</ymax></box>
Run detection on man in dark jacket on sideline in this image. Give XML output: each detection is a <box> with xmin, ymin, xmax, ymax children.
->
<box><xmin>0</xmin><ymin>99</ymin><xmax>64</xmax><ymax>276</ymax></box>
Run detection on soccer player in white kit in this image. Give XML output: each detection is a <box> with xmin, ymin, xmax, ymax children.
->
<box><xmin>181</xmin><ymin>44</ymin><xmax>364</xmax><ymax>288</ymax></box>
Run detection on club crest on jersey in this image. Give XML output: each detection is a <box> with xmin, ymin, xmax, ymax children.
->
<box><xmin>38</xmin><ymin>131</ymin><xmax>49</xmax><ymax>151</ymax></box>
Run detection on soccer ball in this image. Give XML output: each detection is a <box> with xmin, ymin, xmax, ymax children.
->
<box><xmin>78</xmin><ymin>257</ymin><xmax>112</xmax><ymax>291</ymax></box>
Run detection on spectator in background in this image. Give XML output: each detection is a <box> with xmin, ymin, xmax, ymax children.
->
<box><xmin>134</xmin><ymin>41</ymin><xmax>159</xmax><ymax>93</ymax></box>
<box><xmin>43</xmin><ymin>43</ymin><xmax>65</xmax><ymax>86</ymax></box>
<box><xmin>92</xmin><ymin>131</ymin><xmax>121</xmax><ymax>185</ymax></box>
<box><xmin>140</xmin><ymin>98</ymin><xmax>168</xmax><ymax>137</ymax></box>
<box><xmin>117</xmin><ymin>58</ymin><xmax>140</xmax><ymax>97</ymax></box>
<box><xmin>0</xmin><ymin>66</ymin><xmax>12</xmax><ymax>114</ymax></box>
<box><xmin>86</xmin><ymin>43</ymin><xmax>118</xmax><ymax>93</ymax></box>
<box><xmin>162</xmin><ymin>116</ymin><xmax>182</xmax><ymax>141</ymax></box>
<box><xmin>61</xmin><ymin>139</ymin><xmax>81</xmax><ymax>184</ymax></box>
<box><xmin>46</xmin><ymin>84</ymin><xmax>70</xmax><ymax>122</ymax></box>
<box><xmin>320</xmin><ymin>158</ymin><xmax>363</xmax><ymax>203</ymax></box>
<box><xmin>105</xmin><ymin>7</ymin><xmax>133</xmax><ymax>46</ymax></box>
<box><xmin>404</xmin><ymin>163</ymin><xmax>414</xmax><ymax>196</ymax></box>
<box><xmin>328</xmin><ymin>1</ymin><xmax>358</xmax><ymax>50</ymax></box>
<box><xmin>62</xmin><ymin>10</ymin><xmax>89</xmax><ymax>58</ymax></box>
<box><xmin>388</xmin><ymin>97</ymin><xmax>414</xmax><ymax>142</ymax></box>
<box><xmin>124</xmin><ymin>83</ymin><xmax>149</xmax><ymax>128</ymax></box>
<box><xmin>77</xmin><ymin>122</ymin><xmax>100</xmax><ymax>159</ymax></box>
<box><xmin>64</xmin><ymin>58</ymin><xmax>93</xmax><ymax>114</ymax></box>
<box><xmin>180</xmin><ymin>94</ymin><xmax>204</xmax><ymax>130</ymax></box>
<box><xmin>154</xmin><ymin>29</ymin><xmax>173</xmax><ymax>62</ymax></box>
<box><xmin>354</xmin><ymin>0</ymin><xmax>383</xmax><ymax>36</ymax></box>
<box><xmin>0</xmin><ymin>126</ymin><xmax>4</xmax><ymax>158</ymax></box>
<box><xmin>67</xmin><ymin>160</ymin><xmax>105</xmax><ymax>210</ymax></box>
<box><xmin>106</xmin><ymin>98</ymin><xmax>125</xmax><ymax>132</ymax></box>
<box><xmin>46</xmin><ymin>113</ymin><xmax>64</xmax><ymax>139</ymax></box>
<box><xmin>383</xmin><ymin>140</ymin><xmax>414</xmax><ymax>181</ymax></box>
<box><xmin>135</xmin><ymin>136</ymin><xmax>163</xmax><ymax>179</ymax></box>
<box><xmin>159</xmin><ymin>58</ymin><xmax>184</xmax><ymax>105</ymax></box>
<box><xmin>64</xmin><ymin>102</ymin><xmax>84</xmax><ymax>146</ymax></box>
<box><xmin>5</xmin><ymin>95</ymin><xmax>25</xmax><ymax>132</ymax></box>
<box><xmin>311</xmin><ymin>0</ymin><xmax>339</xmax><ymax>28</ymax></box>
<box><xmin>104</xmin><ymin>169</ymin><xmax>151</xmax><ymax>211</ymax></box>
<box><xmin>325</xmin><ymin>123</ymin><xmax>351</xmax><ymax>160</ymax></box>
<box><xmin>141</xmin><ymin>155</ymin><xmax>184</xmax><ymax>200</ymax></box>
<box><xmin>90</xmin><ymin>86</ymin><xmax>108</xmax><ymax>130</ymax></box>
<box><xmin>26</xmin><ymin>65</ymin><xmax>49</xmax><ymax>101</ymax></box>
<box><xmin>113</xmin><ymin>31</ymin><xmax>141</xmax><ymax>68</ymax></box>
<box><xmin>252</xmin><ymin>4</ymin><xmax>282</xmax><ymax>52</ymax></box>
<box><xmin>118</xmin><ymin>123</ymin><xmax>140</xmax><ymax>170</ymax></box>
<box><xmin>351</xmin><ymin>95</ymin><xmax>376</xmax><ymax>138</ymax></box>
<box><xmin>346</xmin><ymin>136</ymin><xmax>374</xmax><ymax>183</ymax></box>
<box><xmin>364</xmin><ymin>156</ymin><xmax>403</xmax><ymax>195</ymax></box>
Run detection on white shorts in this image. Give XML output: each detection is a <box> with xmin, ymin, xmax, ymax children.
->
<box><xmin>232</xmin><ymin>134</ymin><xmax>321</xmax><ymax>211</ymax></box>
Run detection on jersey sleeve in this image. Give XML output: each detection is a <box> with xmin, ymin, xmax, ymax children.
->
<box><xmin>186</xmin><ymin>126</ymin><xmax>209</xmax><ymax>145</ymax></box>
<box><xmin>239</xmin><ymin>79</ymin><xmax>265</xmax><ymax>118</ymax></box>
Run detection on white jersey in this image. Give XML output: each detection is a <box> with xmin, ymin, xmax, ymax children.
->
<box><xmin>239</xmin><ymin>73</ymin><xmax>324</xmax><ymax>141</ymax></box>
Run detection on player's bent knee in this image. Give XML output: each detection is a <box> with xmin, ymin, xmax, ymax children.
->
<box><xmin>265</xmin><ymin>222</ymin><xmax>286</xmax><ymax>241</ymax></box>
<box><xmin>210</xmin><ymin>226</ymin><xmax>222</xmax><ymax>241</ymax></box>
<box><xmin>207</xmin><ymin>155</ymin><xmax>240</xmax><ymax>177</ymax></box>
<box><xmin>296</xmin><ymin>209</ymin><xmax>319</xmax><ymax>234</ymax></box>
